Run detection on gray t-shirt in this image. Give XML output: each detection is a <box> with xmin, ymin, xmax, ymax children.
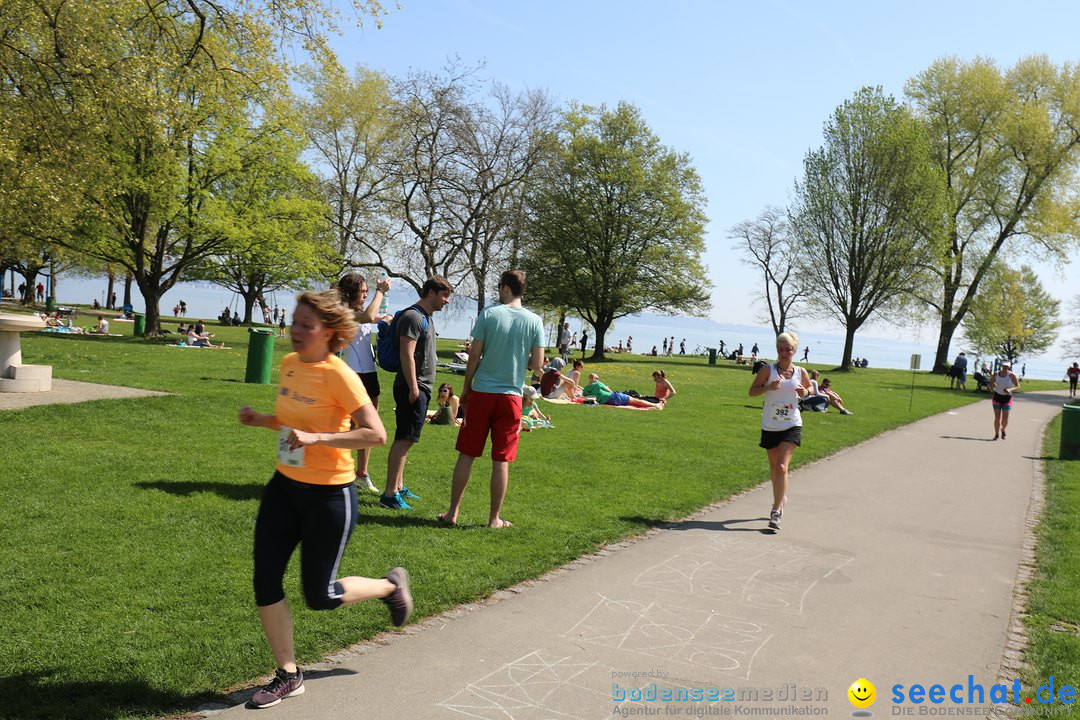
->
<box><xmin>394</xmin><ymin>306</ymin><xmax>436</xmax><ymax>391</ymax></box>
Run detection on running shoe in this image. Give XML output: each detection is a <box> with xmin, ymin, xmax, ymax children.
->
<box><xmin>249</xmin><ymin>668</ymin><xmax>304</xmax><ymax>709</ymax></box>
<box><xmin>1001</xmin><ymin>430</ymin><xmax>1006</xmax><ymax>440</ymax></box>
<box><xmin>379</xmin><ymin>493</ymin><xmax>412</xmax><ymax>510</ymax></box>
<box><xmin>399</xmin><ymin>486</ymin><xmax>421</xmax><ymax>501</ymax></box>
<box><xmin>357</xmin><ymin>474</ymin><xmax>379</xmax><ymax>493</ymax></box>
<box><xmin>383</xmin><ymin>567</ymin><xmax>414</xmax><ymax>627</ymax></box>
<box><xmin>768</xmin><ymin>509</ymin><xmax>783</xmax><ymax>531</ymax></box>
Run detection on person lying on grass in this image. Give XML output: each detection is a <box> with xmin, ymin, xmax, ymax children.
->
<box><xmin>581</xmin><ymin>373</ymin><xmax>663</xmax><ymax>409</ymax></box>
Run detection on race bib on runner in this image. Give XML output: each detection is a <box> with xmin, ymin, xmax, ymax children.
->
<box><xmin>277</xmin><ymin>426</ymin><xmax>306</xmax><ymax>467</ymax></box>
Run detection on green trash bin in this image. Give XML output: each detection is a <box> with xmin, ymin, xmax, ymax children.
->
<box><xmin>133</xmin><ymin>313</ymin><xmax>145</xmax><ymax>336</ymax></box>
<box><xmin>708</xmin><ymin>347</ymin><xmax>717</xmax><ymax>365</ymax></box>
<box><xmin>1061</xmin><ymin>403</ymin><xmax>1080</xmax><ymax>460</ymax></box>
<box><xmin>45</xmin><ymin>296</ymin><xmax>55</xmax><ymax>311</ymax></box>
<box><xmin>246</xmin><ymin>328</ymin><xmax>275</xmax><ymax>384</ymax></box>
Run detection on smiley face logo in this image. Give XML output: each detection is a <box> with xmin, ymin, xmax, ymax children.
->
<box><xmin>848</xmin><ymin>678</ymin><xmax>876</xmax><ymax>709</ymax></box>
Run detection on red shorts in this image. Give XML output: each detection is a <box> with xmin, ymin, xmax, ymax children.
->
<box><xmin>455</xmin><ymin>391</ymin><xmax>523</xmax><ymax>462</ymax></box>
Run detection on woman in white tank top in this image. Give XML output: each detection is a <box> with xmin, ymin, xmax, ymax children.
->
<box><xmin>989</xmin><ymin>361</ymin><xmax>1020</xmax><ymax>440</ymax></box>
<box><xmin>748</xmin><ymin>332</ymin><xmax>812</xmax><ymax>531</ymax></box>
<box><xmin>337</xmin><ymin>273</ymin><xmax>393</xmax><ymax>490</ymax></box>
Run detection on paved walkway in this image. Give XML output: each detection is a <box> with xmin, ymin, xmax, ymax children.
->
<box><xmin>209</xmin><ymin>391</ymin><xmax>1069</xmax><ymax>719</ymax></box>
<box><xmin>0</xmin><ymin>378</ymin><xmax>167</xmax><ymax>410</ymax></box>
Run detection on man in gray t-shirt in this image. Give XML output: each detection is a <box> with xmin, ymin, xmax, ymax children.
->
<box><xmin>381</xmin><ymin>276</ymin><xmax>453</xmax><ymax>510</ymax></box>
<box><xmin>393</xmin><ymin>307</ymin><xmax>437</xmax><ymax>393</ymax></box>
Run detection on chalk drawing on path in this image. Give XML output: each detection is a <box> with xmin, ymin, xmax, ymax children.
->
<box><xmin>633</xmin><ymin>536</ymin><xmax>854</xmax><ymax>615</ymax></box>
<box><xmin>438</xmin><ymin>650</ymin><xmax>604</xmax><ymax>720</ymax></box>
<box><xmin>564</xmin><ymin>595</ymin><xmax>770</xmax><ymax>680</ymax></box>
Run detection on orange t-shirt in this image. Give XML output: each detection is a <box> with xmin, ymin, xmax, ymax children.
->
<box><xmin>274</xmin><ymin>353</ymin><xmax>371</xmax><ymax>485</ymax></box>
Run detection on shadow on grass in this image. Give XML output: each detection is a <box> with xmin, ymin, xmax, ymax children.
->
<box><xmin>621</xmin><ymin>515</ymin><xmax>772</xmax><ymax>533</ymax></box>
<box><xmin>355</xmin><ymin>509</ymin><xmax>461</xmax><ymax>529</ymax></box>
<box><xmin>1025</xmin><ymin>455</ymin><xmax>1080</xmax><ymax>464</ymax></box>
<box><xmin>0</xmin><ymin>668</ymin><xmax>214</xmax><ymax>720</ymax></box>
<box><xmin>135</xmin><ymin>480</ymin><xmax>263</xmax><ymax>501</ymax></box>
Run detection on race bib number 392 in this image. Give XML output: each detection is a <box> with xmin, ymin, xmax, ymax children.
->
<box><xmin>277</xmin><ymin>426</ymin><xmax>306</xmax><ymax>467</ymax></box>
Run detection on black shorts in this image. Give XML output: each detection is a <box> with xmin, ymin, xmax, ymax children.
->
<box><xmin>760</xmin><ymin>427</ymin><xmax>802</xmax><ymax>449</ymax></box>
<box><xmin>253</xmin><ymin>472</ymin><xmax>358</xmax><ymax>610</ymax></box>
<box><xmin>359</xmin><ymin>371</ymin><xmax>380</xmax><ymax>401</ymax></box>
<box><xmin>394</xmin><ymin>383</ymin><xmax>431</xmax><ymax>443</ymax></box>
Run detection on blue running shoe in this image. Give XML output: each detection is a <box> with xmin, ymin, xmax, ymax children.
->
<box><xmin>379</xmin><ymin>492</ymin><xmax>412</xmax><ymax>510</ymax></box>
<box><xmin>399</xmin><ymin>486</ymin><xmax>421</xmax><ymax>501</ymax></box>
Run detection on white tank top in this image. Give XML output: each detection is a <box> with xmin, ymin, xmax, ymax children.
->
<box><xmin>762</xmin><ymin>363</ymin><xmax>803</xmax><ymax>431</ymax></box>
<box><xmin>992</xmin><ymin>370</ymin><xmax>1015</xmax><ymax>395</ymax></box>
<box><xmin>343</xmin><ymin>323</ymin><xmax>376</xmax><ymax>373</ymax></box>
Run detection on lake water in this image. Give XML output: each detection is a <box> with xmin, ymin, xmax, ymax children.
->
<box><xmin>53</xmin><ymin>275</ymin><xmax>1077</xmax><ymax>381</ymax></box>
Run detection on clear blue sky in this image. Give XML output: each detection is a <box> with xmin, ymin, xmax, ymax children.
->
<box><xmin>329</xmin><ymin>0</ymin><xmax>1080</xmax><ymax>352</ymax></box>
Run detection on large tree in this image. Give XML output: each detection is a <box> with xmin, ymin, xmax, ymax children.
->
<box><xmin>791</xmin><ymin>87</ymin><xmax>944</xmax><ymax>369</ymax></box>
<box><xmin>445</xmin><ymin>83</ymin><xmax>556</xmax><ymax>312</ymax></box>
<box><xmin>730</xmin><ymin>206</ymin><xmax>806</xmax><ymax>335</ymax></box>
<box><xmin>0</xmin><ymin>0</ymin><xmax>390</xmax><ymax>333</ymax></box>
<box><xmin>299</xmin><ymin>63</ymin><xmax>397</xmax><ymax>271</ymax></box>
<box><xmin>186</xmin><ymin>117</ymin><xmax>334</xmax><ymax>323</ymax></box>
<box><xmin>376</xmin><ymin>64</ymin><xmax>554</xmax><ymax>302</ymax></box>
<box><xmin>905</xmin><ymin>56</ymin><xmax>1080</xmax><ymax>373</ymax></box>
<box><xmin>522</xmin><ymin>102</ymin><xmax>710</xmax><ymax>359</ymax></box>
<box><xmin>962</xmin><ymin>264</ymin><xmax>1060</xmax><ymax>364</ymax></box>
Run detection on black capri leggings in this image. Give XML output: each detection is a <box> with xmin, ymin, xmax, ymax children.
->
<box><xmin>253</xmin><ymin>471</ymin><xmax>358</xmax><ymax>610</ymax></box>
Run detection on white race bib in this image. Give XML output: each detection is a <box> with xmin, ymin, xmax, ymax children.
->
<box><xmin>277</xmin><ymin>426</ymin><xmax>306</xmax><ymax>467</ymax></box>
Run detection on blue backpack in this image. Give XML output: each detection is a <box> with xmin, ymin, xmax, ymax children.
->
<box><xmin>376</xmin><ymin>305</ymin><xmax>429</xmax><ymax>373</ymax></box>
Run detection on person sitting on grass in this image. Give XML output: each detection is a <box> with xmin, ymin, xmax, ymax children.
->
<box><xmin>427</xmin><ymin>383</ymin><xmax>462</xmax><ymax>426</ymax></box>
<box><xmin>187</xmin><ymin>325</ymin><xmax>223</xmax><ymax>348</ymax></box>
<box><xmin>566</xmin><ymin>359</ymin><xmax>584</xmax><ymax>387</ymax></box>
<box><xmin>818</xmin><ymin>375</ymin><xmax>853</xmax><ymax>415</ymax></box>
<box><xmin>520</xmin><ymin>386</ymin><xmax>553</xmax><ymax>430</ymax></box>
<box><xmin>581</xmin><ymin>373</ymin><xmax>663</xmax><ymax>409</ymax></box>
<box><xmin>650</xmin><ymin>370</ymin><xmax>676</xmax><ymax>403</ymax></box>
<box><xmin>540</xmin><ymin>364</ymin><xmax>579</xmax><ymax>400</ymax></box>
<box><xmin>88</xmin><ymin>315</ymin><xmax>110</xmax><ymax>334</ymax></box>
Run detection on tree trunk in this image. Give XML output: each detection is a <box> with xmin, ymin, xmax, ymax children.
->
<box><xmin>19</xmin><ymin>271</ymin><xmax>36</xmax><ymax>304</ymax></box>
<box><xmin>105</xmin><ymin>272</ymin><xmax>115</xmax><ymax>311</ymax></box>
<box><xmin>123</xmin><ymin>273</ymin><xmax>133</xmax><ymax>308</ymax></box>
<box><xmin>475</xmin><ymin>269</ymin><xmax>487</xmax><ymax>314</ymax></box>
<box><xmin>932</xmin><ymin>317</ymin><xmax>960</xmax><ymax>374</ymax></box>
<box><xmin>590</xmin><ymin>322</ymin><xmax>608</xmax><ymax>361</ymax></box>
<box><xmin>138</xmin><ymin>282</ymin><xmax>163</xmax><ymax>337</ymax></box>
<box><xmin>840</xmin><ymin>325</ymin><xmax>855</xmax><ymax>370</ymax></box>
<box><xmin>242</xmin><ymin>288</ymin><xmax>259</xmax><ymax>325</ymax></box>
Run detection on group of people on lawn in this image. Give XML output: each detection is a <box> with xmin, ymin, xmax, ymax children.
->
<box><xmin>233</xmin><ymin>267</ymin><xmax>690</xmax><ymax>708</ymax></box>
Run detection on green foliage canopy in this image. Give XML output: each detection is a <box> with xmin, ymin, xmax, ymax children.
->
<box><xmin>791</xmin><ymin>87</ymin><xmax>944</xmax><ymax>369</ymax></box>
<box><xmin>962</xmin><ymin>263</ymin><xmax>1060</xmax><ymax>363</ymax></box>
<box><xmin>521</xmin><ymin>102</ymin><xmax>710</xmax><ymax>359</ymax></box>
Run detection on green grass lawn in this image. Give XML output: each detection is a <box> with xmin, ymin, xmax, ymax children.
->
<box><xmin>0</xmin><ymin>306</ymin><xmax>1067</xmax><ymax>719</ymax></box>
<box><xmin>1023</xmin><ymin>412</ymin><xmax>1080</xmax><ymax>709</ymax></box>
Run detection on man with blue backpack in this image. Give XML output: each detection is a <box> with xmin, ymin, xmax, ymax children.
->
<box><xmin>379</xmin><ymin>276</ymin><xmax>453</xmax><ymax>510</ymax></box>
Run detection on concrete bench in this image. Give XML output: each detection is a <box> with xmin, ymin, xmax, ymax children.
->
<box><xmin>0</xmin><ymin>313</ymin><xmax>51</xmax><ymax>392</ymax></box>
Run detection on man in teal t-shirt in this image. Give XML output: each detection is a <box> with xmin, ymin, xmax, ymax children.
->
<box><xmin>438</xmin><ymin>270</ymin><xmax>544</xmax><ymax>529</ymax></box>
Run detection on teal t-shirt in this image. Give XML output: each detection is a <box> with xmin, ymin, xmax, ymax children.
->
<box><xmin>470</xmin><ymin>304</ymin><xmax>545</xmax><ymax>395</ymax></box>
